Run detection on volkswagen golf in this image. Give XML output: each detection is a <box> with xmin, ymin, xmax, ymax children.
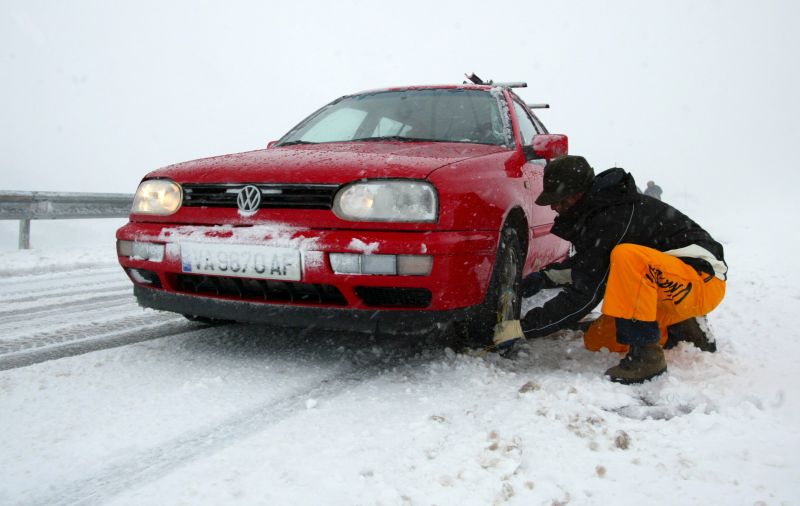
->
<box><xmin>116</xmin><ymin>80</ymin><xmax>571</xmax><ymax>343</ymax></box>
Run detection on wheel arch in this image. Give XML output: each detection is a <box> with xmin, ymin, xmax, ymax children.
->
<box><xmin>503</xmin><ymin>206</ymin><xmax>529</xmax><ymax>262</ymax></box>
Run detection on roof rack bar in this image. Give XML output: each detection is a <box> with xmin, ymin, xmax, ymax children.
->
<box><xmin>527</xmin><ymin>103</ymin><xmax>550</xmax><ymax>109</ymax></box>
<box><xmin>463</xmin><ymin>73</ymin><xmax>527</xmax><ymax>88</ymax></box>
<box><xmin>493</xmin><ymin>82</ymin><xmax>527</xmax><ymax>88</ymax></box>
<box><xmin>464</xmin><ymin>72</ymin><xmax>486</xmax><ymax>85</ymax></box>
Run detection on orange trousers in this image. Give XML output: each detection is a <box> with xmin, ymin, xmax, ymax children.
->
<box><xmin>584</xmin><ymin>243</ymin><xmax>726</xmax><ymax>352</ymax></box>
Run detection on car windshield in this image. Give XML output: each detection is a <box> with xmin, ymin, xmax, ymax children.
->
<box><xmin>279</xmin><ymin>89</ymin><xmax>510</xmax><ymax>146</ymax></box>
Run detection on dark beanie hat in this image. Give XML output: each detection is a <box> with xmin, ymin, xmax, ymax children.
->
<box><xmin>535</xmin><ymin>155</ymin><xmax>595</xmax><ymax>206</ymax></box>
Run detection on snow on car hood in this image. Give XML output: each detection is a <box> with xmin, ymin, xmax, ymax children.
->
<box><xmin>145</xmin><ymin>142</ymin><xmax>509</xmax><ymax>183</ymax></box>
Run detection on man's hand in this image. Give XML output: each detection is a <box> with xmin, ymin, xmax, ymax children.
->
<box><xmin>521</xmin><ymin>272</ymin><xmax>547</xmax><ymax>297</ymax></box>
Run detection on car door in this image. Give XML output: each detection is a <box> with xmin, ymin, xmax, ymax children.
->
<box><xmin>511</xmin><ymin>100</ymin><xmax>563</xmax><ymax>272</ymax></box>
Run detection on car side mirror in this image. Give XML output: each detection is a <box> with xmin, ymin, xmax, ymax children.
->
<box><xmin>267</xmin><ymin>140</ymin><xmax>278</xmax><ymax>148</ymax></box>
<box><xmin>531</xmin><ymin>134</ymin><xmax>568</xmax><ymax>160</ymax></box>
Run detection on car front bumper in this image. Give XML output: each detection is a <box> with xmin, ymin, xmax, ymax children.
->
<box><xmin>117</xmin><ymin>223</ymin><xmax>499</xmax><ymax>331</ymax></box>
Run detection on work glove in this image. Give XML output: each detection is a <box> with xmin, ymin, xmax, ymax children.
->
<box><xmin>493</xmin><ymin>320</ymin><xmax>524</xmax><ymax>357</ymax></box>
<box><xmin>521</xmin><ymin>271</ymin><xmax>547</xmax><ymax>297</ymax></box>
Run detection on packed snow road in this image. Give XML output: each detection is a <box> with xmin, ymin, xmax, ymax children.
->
<box><xmin>0</xmin><ymin>258</ymin><xmax>448</xmax><ymax>505</ymax></box>
<box><xmin>0</xmin><ymin>265</ymin><xmax>190</xmax><ymax>370</ymax></box>
<box><xmin>1</xmin><ymin>207</ymin><xmax>799</xmax><ymax>505</ymax></box>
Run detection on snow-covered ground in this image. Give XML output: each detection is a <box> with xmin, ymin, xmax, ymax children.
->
<box><xmin>0</xmin><ymin>201</ymin><xmax>798</xmax><ymax>505</ymax></box>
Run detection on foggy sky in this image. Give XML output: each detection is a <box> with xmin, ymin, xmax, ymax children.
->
<box><xmin>2</xmin><ymin>0</ymin><xmax>799</xmax><ymax>214</ymax></box>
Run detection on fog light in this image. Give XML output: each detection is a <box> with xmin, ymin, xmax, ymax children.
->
<box><xmin>117</xmin><ymin>240</ymin><xmax>133</xmax><ymax>256</ymax></box>
<box><xmin>362</xmin><ymin>254</ymin><xmax>397</xmax><ymax>275</ymax></box>
<box><xmin>119</xmin><ymin>241</ymin><xmax>165</xmax><ymax>262</ymax></box>
<box><xmin>132</xmin><ymin>242</ymin><xmax>165</xmax><ymax>262</ymax></box>
<box><xmin>330</xmin><ymin>253</ymin><xmax>360</xmax><ymax>274</ymax></box>
<box><xmin>397</xmin><ymin>255</ymin><xmax>433</xmax><ymax>275</ymax></box>
<box><xmin>329</xmin><ymin>253</ymin><xmax>432</xmax><ymax>276</ymax></box>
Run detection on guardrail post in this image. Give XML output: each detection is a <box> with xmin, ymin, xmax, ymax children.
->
<box><xmin>19</xmin><ymin>218</ymin><xmax>31</xmax><ymax>250</ymax></box>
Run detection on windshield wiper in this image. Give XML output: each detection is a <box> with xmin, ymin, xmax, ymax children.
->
<box><xmin>349</xmin><ymin>136</ymin><xmax>445</xmax><ymax>143</ymax></box>
<box><xmin>279</xmin><ymin>140</ymin><xmax>318</xmax><ymax>146</ymax></box>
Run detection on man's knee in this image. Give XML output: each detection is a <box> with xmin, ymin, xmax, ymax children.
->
<box><xmin>609</xmin><ymin>243</ymin><xmax>655</xmax><ymax>273</ymax></box>
<box><xmin>611</xmin><ymin>243</ymin><xmax>649</xmax><ymax>263</ymax></box>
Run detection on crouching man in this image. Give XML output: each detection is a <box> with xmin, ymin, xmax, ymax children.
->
<box><xmin>504</xmin><ymin>155</ymin><xmax>727</xmax><ymax>384</ymax></box>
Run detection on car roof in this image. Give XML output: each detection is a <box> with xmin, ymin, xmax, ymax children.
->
<box><xmin>350</xmin><ymin>84</ymin><xmax>502</xmax><ymax>95</ymax></box>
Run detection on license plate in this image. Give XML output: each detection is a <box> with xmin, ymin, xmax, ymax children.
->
<box><xmin>180</xmin><ymin>243</ymin><xmax>302</xmax><ymax>281</ymax></box>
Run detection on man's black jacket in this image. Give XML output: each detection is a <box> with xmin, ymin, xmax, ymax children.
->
<box><xmin>521</xmin><ymin>167</ymin><xmax>727</xmax><ymax>337</ymax></box>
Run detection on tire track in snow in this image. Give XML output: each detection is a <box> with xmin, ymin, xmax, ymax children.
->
<box><xmin>0</xmin><ymin>281</ymin><xmax>129</xmax><ymax>305</ymax></box>
<box><xmin>0</xmin><ymin>316</ymin><xmax>202</xmax><ymax>371</ymax></box>
<box><xmin>25</xmin><ymin>341</ymin><xmax>437</xmax><ymax>506</ymax></box>
<box><xmin>0</xmin><ymin>292</ymin><xmax>132</xmax><ymax>324</ymax></box>
<box><xmin>0</xmin><ymin>307</ymin><xmax>182</xmax><ymax>355</ymax></box>
<box><xmin>0</xmin><ymin>263</ymin><xmax>120</xmax><ymax>281</ymax></box>
<box><xmin>0</xmin><ymin>265</ymin><xmax>121</xmax><ymax>291</ymax></box>
<box><xmin>0</xmin><ymin>262</ymin><xmax>172</xmax><ymax>363</ymax></box>
<box><xmin>0</xmin><ymin>294</ymin><xmax>147</xmax><ymax>338</ymax></box>
<box><xmin>2</xmin><ymin>262</ymin><xmax>437</xmax><ymax>504</ymax></box>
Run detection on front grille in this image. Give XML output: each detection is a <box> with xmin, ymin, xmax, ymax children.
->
<box><xmin>182</xmin><ymin>183</ymin><xmax>339</xmax><ymax>209</ymax></box>
<box><xmin>355</xmin><ymin>287</ymin><xmax>432</xmax><ymax>308</ymax></box>
<box><xmin>175</xmin><ymin>274</ymin><xmax>347</xmax><ymax>306</ymax></box>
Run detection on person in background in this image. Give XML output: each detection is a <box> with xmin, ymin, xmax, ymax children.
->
<box><xmin>499</xmin><ymin>156</ymin><xmax>727</xmax><ymax>384</ymax></box>
<box><xmin>644</xmin><ymin>180</ymin><xmax>663</xmax><ymax>200</ymax></box>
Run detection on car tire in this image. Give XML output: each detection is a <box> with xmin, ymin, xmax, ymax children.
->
<box><xmin>458</xmin><ymin>226</ymin><xmax>524</xmax><ymax>347</ymax></box>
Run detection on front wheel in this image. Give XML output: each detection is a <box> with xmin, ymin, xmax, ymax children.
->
<box><xmin>458</xmin><ymin>227</ymin><xmax>523</xmax><ymax>347</ymax></box>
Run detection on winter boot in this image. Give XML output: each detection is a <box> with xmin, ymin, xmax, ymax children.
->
<box><xmin>605</xmin><ymin>343</ymin><xmax>667</xmax><ymax>384</ymax></box>
<box><xmin>664</xmin><ymin>316</ymin><xmax>716</xmax><ymax>352</ymax></box>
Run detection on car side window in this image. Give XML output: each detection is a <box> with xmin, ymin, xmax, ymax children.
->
<box><xmin>531</xmin><ymin>112</ymin><xmax>548</xmax><ymax>134</ymax></box>
<box><xmin>512</xmin><ymin>101</ymin><xmax>538</xmax><ymax>145</ymax></box>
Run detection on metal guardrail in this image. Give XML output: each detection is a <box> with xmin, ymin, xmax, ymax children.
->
<box><xmin>0</xmin><ymin>191</ymin><xmax>133</xmax><ymax>249</ymax></box>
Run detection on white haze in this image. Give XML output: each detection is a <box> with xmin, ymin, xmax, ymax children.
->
<box><xmin>1</xmin><ymin>0</ymin><xmax>798</xmax><ymax>248</ymax></box>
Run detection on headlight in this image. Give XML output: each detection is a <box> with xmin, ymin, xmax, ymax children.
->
<box><xmin>131</xmin><ymin>179</ymin><xmax>182</xmax><ymax>215</ymax></box>
<box><xmin>333</xmin><ymin>180</ymin><xmax>437</xmax><ymax>222</ymax></box>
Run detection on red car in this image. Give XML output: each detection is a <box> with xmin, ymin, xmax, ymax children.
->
<box><xmin>116</xmin><ymin>82</ymin><xmax>570</xmax><ymax>342</ymax></box>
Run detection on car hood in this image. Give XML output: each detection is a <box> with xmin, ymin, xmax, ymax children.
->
<box><xmin>146</xmin><ymin>142</ymin><xmax>509</xmax><ymax>183</ymax></box>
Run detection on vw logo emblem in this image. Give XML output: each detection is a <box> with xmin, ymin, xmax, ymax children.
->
<box><xmin>237</xmin><ymin>185</ymin><xmax>262</xmax><ymax>213</ymax></box>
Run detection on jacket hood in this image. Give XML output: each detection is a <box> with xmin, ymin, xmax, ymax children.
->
<box><xmin>588</xmin><ymin>167</ymin><xmax>639</xmax><ymax>201</ymax></box>
<box><xmin>145</xmin><ymin>142</ymin><xmax>507</xmax><ymax>184</ymax></box>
